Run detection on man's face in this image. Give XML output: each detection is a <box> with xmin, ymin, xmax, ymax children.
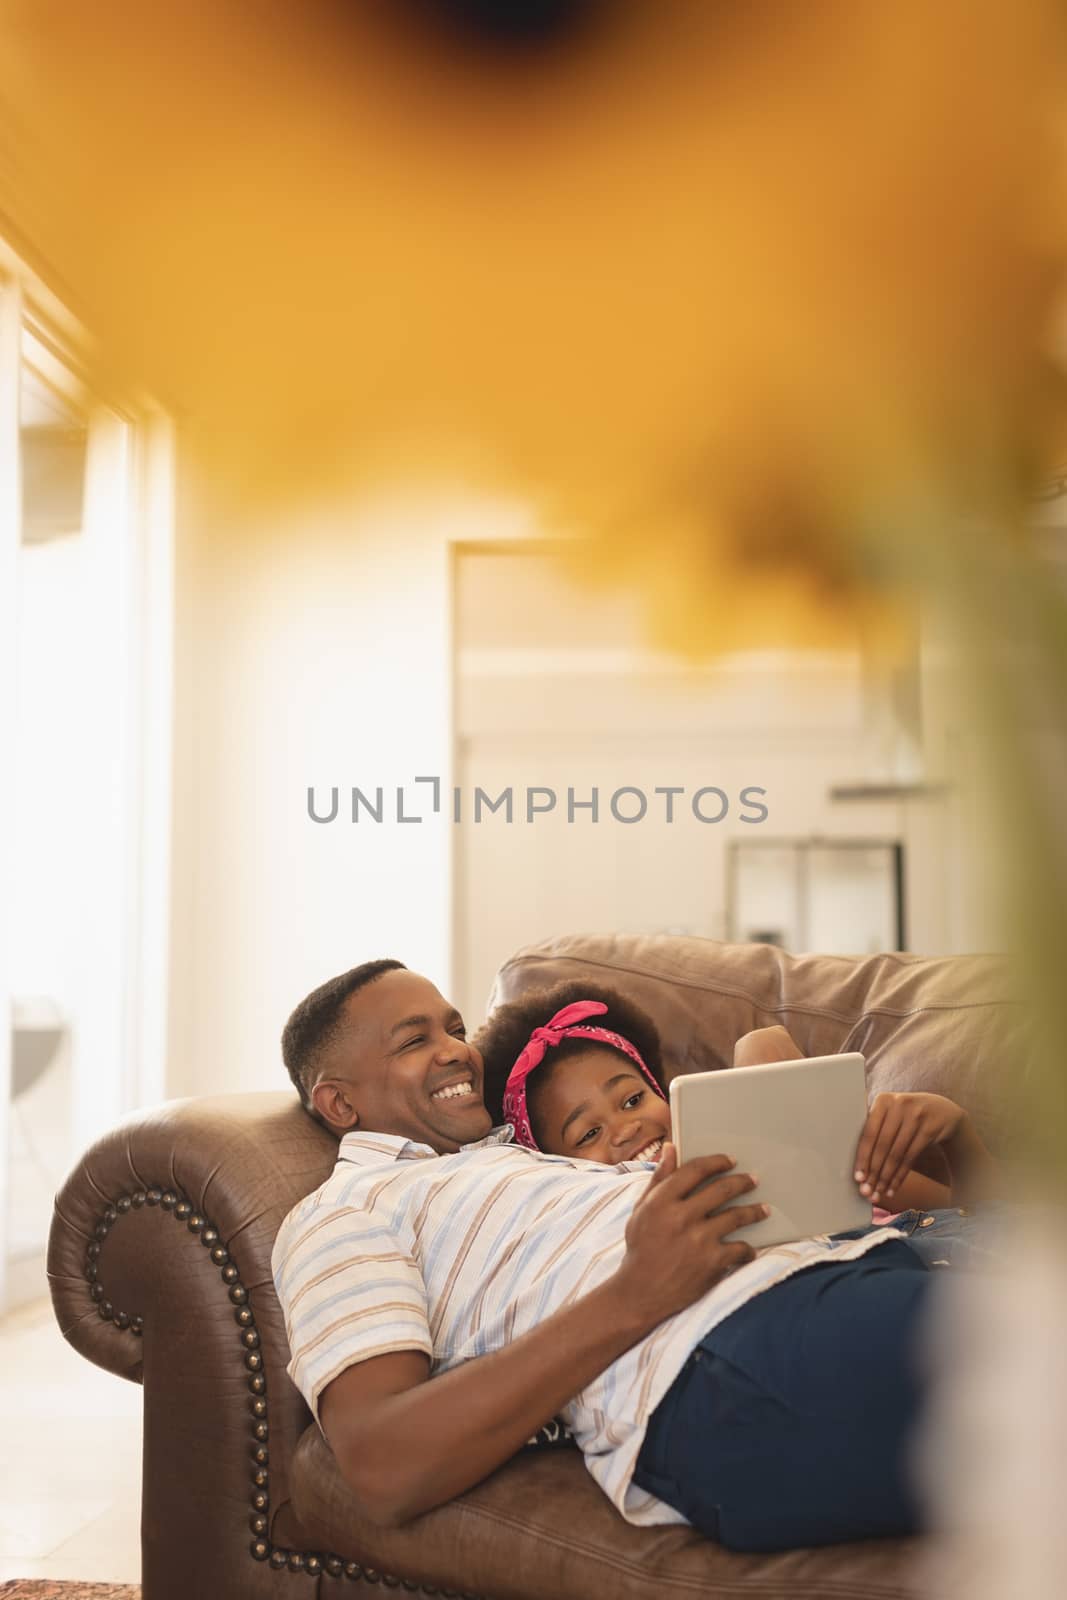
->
<box><xmin>311</xmin><ymin>968</ymin><xmax>492</xmax><ymax>1153</ymax></box>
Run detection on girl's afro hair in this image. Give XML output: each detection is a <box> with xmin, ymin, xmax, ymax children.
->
<box><xmin>474</xmin><ymin>978</ymin><xmax>666</xmax><ymax>1128</ymax></box>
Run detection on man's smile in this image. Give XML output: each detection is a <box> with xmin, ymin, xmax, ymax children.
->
<box><xmin>430</xmin><ymin>1075</ymin><xmax>478</xmax><ymax>1103</ymax></box>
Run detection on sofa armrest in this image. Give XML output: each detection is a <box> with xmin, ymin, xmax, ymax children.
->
<box><xmin>47</xmin><ymin>1091</ymin><xmax>338</xmax><ymax>1599</ymax></box>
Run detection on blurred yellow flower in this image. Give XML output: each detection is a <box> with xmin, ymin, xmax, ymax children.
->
<box><xmin>1</xmin><ymin>0</ymin><xmax>1066</xmax><ymax>1178</ymax></box>
<box><xmin>1</xmin><ymin>0</ymin><xmax>1063</xmax><ymax>625</ymax></box>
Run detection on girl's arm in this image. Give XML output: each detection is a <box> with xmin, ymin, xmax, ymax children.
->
<box><xmin>855</xmin><ymin>1093</ymin><xmax>1000</xmax><ymax>1208</ymax></box>
<box><xmin>883</xmin><ymin>1168</ymin><xmax>952</xmax><ymax>1211</ymax></box>
<box><xmin>939</xmin><ymin>1111</ymin><xmax>1001</xmax><ymax>1205</ymax></box>
<box><xmin>734</xmin><ymin>1028</ymin><xmax>1000</xmax><ymax>1208</ymax></box>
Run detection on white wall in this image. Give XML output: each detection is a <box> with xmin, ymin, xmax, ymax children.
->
<box><xmin>449</xmin><ymin>549</ymin><xmax>1006</xmax><ymax>1023</ymax></box>
<box><xmin>166</xmin><ymin>486</ymin><xmax>534</xmax><ymax>1099</ymax></box>
<box><xmin>453</xmin><ymin>662</ymin><xmax>978</xmax><ymax>1026</ymax></box>
<box><xmin>168</xmin><ymin>503</ymin><xmax>1006</xmax><ymax>1101</ymax></box>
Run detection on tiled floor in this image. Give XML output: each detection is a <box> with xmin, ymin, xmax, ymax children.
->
<box><xmin>0</xmin><ymin>1297</ymin><xmax>141</xmax><ymax>1584</ymax></box>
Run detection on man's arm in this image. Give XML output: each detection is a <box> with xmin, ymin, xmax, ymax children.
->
<box><xmin>319</xmin><ymin>1148</ymin><xmax>766</xmax><ymax>1526</ymax></box>
<box><xmin>321</xmin><ymin>1277</ymin><xmax>667</xmax><ymax>1525</ymax></box>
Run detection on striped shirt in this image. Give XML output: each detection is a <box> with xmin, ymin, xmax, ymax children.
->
<box><xmin>272</xmin><ymin>1125</ymin><xmax>901</xmax><ymax>1526</ymax></box>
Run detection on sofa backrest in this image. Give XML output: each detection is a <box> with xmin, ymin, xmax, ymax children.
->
<box><xmin>487</xmin><ymin>933</ymin><xmax>1028</xmax><ymax>1155</ymax></box>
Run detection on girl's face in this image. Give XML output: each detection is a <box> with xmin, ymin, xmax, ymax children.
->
<box><xmin>530</xmin><ymin>1045</ymin><xmax>671</xmax><ymax>1164</ymax></box>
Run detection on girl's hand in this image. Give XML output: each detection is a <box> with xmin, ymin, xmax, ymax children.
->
<box><xmin>853</xmin><ymin>1092</ymin><xmax>968</xmax><ymax>1205</ymax></box>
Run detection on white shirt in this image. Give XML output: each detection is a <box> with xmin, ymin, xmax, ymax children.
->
<box><xmin>272</xmin><ymin>1126</ymin><xmax>900</xmax><ymax>1526</ymax></box>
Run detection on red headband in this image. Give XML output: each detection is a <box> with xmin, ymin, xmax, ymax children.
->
<box><xmin>502</xmin><ymin>999</ymin><xmax>666</xmax><ymax>1152</ymax></box>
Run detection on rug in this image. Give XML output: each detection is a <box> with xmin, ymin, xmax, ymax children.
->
<box><xmin>0</xmin><ymin>1585</ymin><xmax>139</xmax><ymax>1599</ymax></box>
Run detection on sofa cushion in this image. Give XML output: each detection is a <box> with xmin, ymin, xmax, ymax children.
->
<box><xmin>487</xmin><ymin>932</ymin><xmax>1028</xmax><ymax>1159</ymax></box>
<box><xmin>290</xmin><ymin>1422</ymin><xmax>931</xmax><ymax>1600</ymax></box>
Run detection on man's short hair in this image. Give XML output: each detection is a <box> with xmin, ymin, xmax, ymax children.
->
<box><xmin>282</xmin><ymin>959</ymin><xmax>406</xmax><ymax>1115</ymax></box>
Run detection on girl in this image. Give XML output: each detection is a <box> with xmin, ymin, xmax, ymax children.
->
<box><xmin>476</xmin><ymin>981</ymin><xmax>1000</xmax><ymax>1216</ymax></box>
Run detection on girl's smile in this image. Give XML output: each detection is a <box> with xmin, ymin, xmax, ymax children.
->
<box><xmin>530</xmin><ymin>1045</ymin><xmax>672</xmax><ymax>1164</ymax></box>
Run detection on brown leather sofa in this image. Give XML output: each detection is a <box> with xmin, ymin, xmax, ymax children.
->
<box><xmin>48</xmin><ymin>932</ymin><xmax>1025</xmax><ymax>1600</ymax></box>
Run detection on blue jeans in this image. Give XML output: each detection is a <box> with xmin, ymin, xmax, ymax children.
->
<box><xmin>842</xmin><ymin>1203</ymin><xmax>1011</xmax><ymax>1270</ymax></box>
<box><xmin>632</xmin><ymin>1238</ymin><xmax>931</xmax><ymax>1551</ymax></box>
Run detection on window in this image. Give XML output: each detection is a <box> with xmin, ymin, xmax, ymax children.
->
<box><xmin>0</xmin><ymin>238</ymin><xmax>175</xmax><ymax>1313</ymax></box>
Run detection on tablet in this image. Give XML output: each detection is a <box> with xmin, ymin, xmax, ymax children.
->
<box><xmin>669</xmin><ymin>1054</ymin><xmax>873</xmax><ymax>1248</ymax></box>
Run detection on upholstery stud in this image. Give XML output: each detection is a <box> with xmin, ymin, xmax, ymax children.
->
<box><xmin>80</xmin><ymin>1185</ymin><xmax>362</xmax><ymax>1587</ymax></box>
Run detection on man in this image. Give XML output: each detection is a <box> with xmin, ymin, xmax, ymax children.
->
<box><xmin>272</xmin><ymin>959</ymin><xmax>930</xmax><ymax>1551</ymax></box>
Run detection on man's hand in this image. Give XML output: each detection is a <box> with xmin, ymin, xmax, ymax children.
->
<box><xmin>854</xmin><ymin>1092</ymin><xmax>968</xmax><ymax>1204</ymax></box>
<box><xmin>611</xmin><ymin>1144</ymin><xmax>768</xmax><ymax>1326</ymax></box>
